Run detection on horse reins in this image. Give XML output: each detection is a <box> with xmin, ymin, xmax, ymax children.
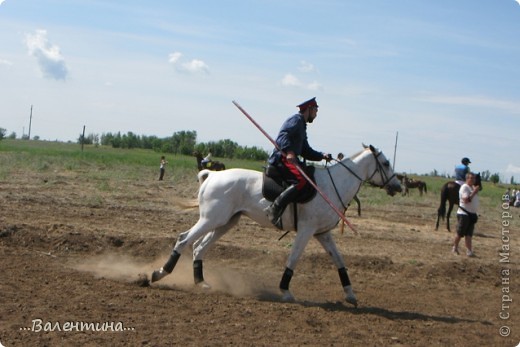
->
<box><xmin>326</xmin><ymin>149</ymin><xmax>396</xmax><ymax>212</ymax></box>
<box><xmin>325</xmin><ymin>159</ymin><xmax>363</xmax><ymax>213</ymax></box>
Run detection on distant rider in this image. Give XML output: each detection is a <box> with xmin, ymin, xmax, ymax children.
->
<box><xmin>201</xmin><ymin>152</ymin><xmax>212</xmax><ymax>168</ymax></box>
<box><xmin>454</xmin><ymin>157</ymin><xmax>471</xmax><ymax>186</ymax></box>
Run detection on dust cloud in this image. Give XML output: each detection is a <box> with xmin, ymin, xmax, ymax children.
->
<box><xmin>72</xmin><ymin>253</ymin><xmax>279</xmax><ymax>300</ymax></box>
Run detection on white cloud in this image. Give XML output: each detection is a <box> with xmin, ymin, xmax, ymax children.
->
<box><xmin>281</xmin><ymin>73</ymin><xmax>301</xmax><ymax>87</ymax></box>
<box><xmin>307</xmin><ymin>81</ymin><xmax>323</xmax><ymax>91</ymax></box>
<box><xmin>168</xmin><ymin>52</ymin><xmax>182</xmax><ymax>64</ymax></box>
<box><xmin>0</xmin><ymin>0</ymin><xmax>6</xmax><ymax>6</ymax></box>
<box><xmin>298</xmin><ymin>60</ymin><xmax>315</xmax><ymax>72</ymax></box>
<box><xmin>182</xmin><ymin>59</ymin><xmax>209</xmax><ymax>73</ymax></box>
<box><xmin>417</xmin><ymin>94</ymin><xmax>520</xmax><ymax>114</ymax></box>
<box><xmin>25</xmin><ymin>29</ymin><xmax>68</xmax><ymax>80</ymax></box>
<box><xmin>281</xmin><ymin>74</ymin><xmax>322</xmax><ymax>90</ymax></box>
<box><xmin>0</xmin><ymin>58</ymin><xmax>13</xmax><ymax>66</ymax></box>
<box><xmin>506</xmin><ymin>164</ymin><xmax>520</xmax><ymax>174</ymax></box>
<box><xmin>168</xmin><ymin>51</ymin><xmax>209</xmax><ymax>74</ymax></box>
<box><xmin>515</xmin><ymin>0</ymin><xmax>520</xmax><ymax>6</ymax></box>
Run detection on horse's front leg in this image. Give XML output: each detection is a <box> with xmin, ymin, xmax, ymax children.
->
<box><xmin>279</xmin><ymin>228</ymin><xmax>314</xmax><ymax>302</ymax></box>
<box><xmin>315</xmin><ymin>232</ymin><xmax>358</xmax><ymax>307</ymax></box>
<box><xmin>446</xmin><ymin>203</ymin><xmax>454</xmax><ymax>232</ymax></box>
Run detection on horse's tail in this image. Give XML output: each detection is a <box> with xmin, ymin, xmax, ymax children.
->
<box><xmin>198</xmin><ymin>169</ymin><xmax>211</xmax><ymax>185</ymax></box>
<box><xmin>424</xmin><ymin>182</ymin><xmax>427</xmax><ymax>194</ymax></box>
<box><xmin>174</xmin><ymin>198</ymin><xmax>199</xmax><ymax>210</ymax></box>
<box><xmin>172</xmin><ymin>170</ymin><xmax>210</xmax><ymax>211</ymax></box>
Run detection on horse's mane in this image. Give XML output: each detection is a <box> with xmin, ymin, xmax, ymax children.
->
<box><xmin>348</xmin><ymin>149</ymin><xmax>366</xmax><ymax>160</ymax></box>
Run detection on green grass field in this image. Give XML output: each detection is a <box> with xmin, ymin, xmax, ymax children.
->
<box><xmin>0</xmin><ymin>139</ymin><xmax>266</xmax><ymax>181</ymax></box>
<box><xmin>0</xmin><ymin>139</ymin><xmax>512</xmax><ymax>215</ymax></box>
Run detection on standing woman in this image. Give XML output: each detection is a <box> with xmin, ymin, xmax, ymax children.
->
<box><xmin>452</xmin><ymin>172</ymin><xmax>480</xmax><ymax>257</ymax></box>
<box><xmin>159</xmin><ymin>156</ymin><xmax>167</xmax><ymax>181</ymax></box>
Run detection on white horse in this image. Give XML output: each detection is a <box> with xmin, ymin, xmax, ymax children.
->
<box><xmin>150</xmin><ymin>144</ymin><xmax>401</xmax><ymax>306</ymax></box>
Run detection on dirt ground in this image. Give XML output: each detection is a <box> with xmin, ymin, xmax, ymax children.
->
<box><xmin>0</xmin><ymin>168</ymin><xmax>518</xmax><ymax>346</ymax></box>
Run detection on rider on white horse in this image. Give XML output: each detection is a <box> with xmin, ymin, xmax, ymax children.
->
<box><xmin>150</xmin><ymin>143</ymin><xmax>402</xmax><ymax>306</ymax></box>
<box><xmin>202</xmin><ymin>152</ymin><xmax>212</xmax><ymax>164</ymax></box>
<box><xmin>264</xmin><ymin>97</ymin><xmax>332</xmax><ymax>229</ymax></box>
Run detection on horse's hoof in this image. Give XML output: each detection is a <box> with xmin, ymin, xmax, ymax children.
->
<box><xmin>346</xmin><ymin>295</ymin><xmax>358</xmax><ymax>308</ymax></box>
<box><xmin>280</xmin><ymin>290</ymin><xmax>295</xmax><ymax>302</ymax></box>
<box><xmin>197</xmin><ymin>281</ymin><xmax>212</xmax><ymax>290</ymax></box>
<box><xmin>151</xmin><ymin>268</ymin><xmax>168</xmax><ymax>283</ymax></box>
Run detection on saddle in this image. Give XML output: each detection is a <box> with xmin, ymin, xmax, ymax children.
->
<box><xmin>262</xmin><ymin>164</ymin><xmax>317</xmax><ymax>203</ymax></box>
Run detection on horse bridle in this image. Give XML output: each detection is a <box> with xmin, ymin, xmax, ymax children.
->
<box><xmin>367</xmin><ymin>149</ymin><xmax>396</xmax><ymax>190</ymax></box>
<box><xmin>326</xmin><ymin>148</ymin><xmax>396</xmax><ymax>210</ymax></box>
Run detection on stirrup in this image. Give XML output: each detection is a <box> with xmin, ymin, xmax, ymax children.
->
<box><xmin>273</xmin><ymin>217</ymin><xmax>283</xmax><ymax>230</ymax></box>
<box><xmin>264</xmin><ymin>205</ymin><xmax>284</xmax><ymax>229</ymax></box>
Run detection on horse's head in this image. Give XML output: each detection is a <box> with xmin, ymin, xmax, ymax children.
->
<box><xmin>474</xmin><ymin>172</ymin><xmax>483</xmax><ymax>191</ymax></box>
<box><xmin>193</xmin><ymin>151</ymin><xmax>203</xmax><ymax>171</ymax></box>
<box><xmin>363</xmin><ymin>144</ymin><xmax>402</xmax><ymax>196</ymax></box>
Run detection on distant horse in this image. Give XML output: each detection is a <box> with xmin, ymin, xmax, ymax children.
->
<box><xmin>150</xmin><ymin>145</ymin><xmax>402</xmax><ymax>306</ymax></box>
<box><xmin>400</xmin><ymin>175</ymin><xmax>427</xmax><ymax>196</ymax></box>
<box><xmin>435</xmin><ymin>173</ymin><xmax>482</xmax><ymax>232</ymax></box>
<box><xmin>194</xmin><ymin>151</ymin><xmax>226</xmax><ymax>171</ymax></box>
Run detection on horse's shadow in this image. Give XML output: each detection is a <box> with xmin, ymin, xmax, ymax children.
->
<box><xmin>148</xmin><ymin>283</ymin><xmax>491</xmax><ymax>326</ymax></box>
<box><xmin>257</xmin><ymin>291</ymin><xmax>491</xmax><ymax>325</ymax></box>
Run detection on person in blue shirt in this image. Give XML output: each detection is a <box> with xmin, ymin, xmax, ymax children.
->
<box><xmin>264</xmin><ymin>97</ymin><xmax>331</xmax><ymax>229</ymax></box>
<box><xmin>454</xmin><ymin>157</ymin><xmax>471</xmax><ymax>185</ymax></box>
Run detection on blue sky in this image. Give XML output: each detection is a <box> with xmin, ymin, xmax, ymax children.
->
<box><xmin>1</xmin><ymin>0</ymin><xmax>519</xmax><ymax>182</ymax></box>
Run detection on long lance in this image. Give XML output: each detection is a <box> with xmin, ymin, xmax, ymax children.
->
<box><xmin>232</xmin><ymin>100</ymin><xmax>357</xmax><ymax>234</ymax></box>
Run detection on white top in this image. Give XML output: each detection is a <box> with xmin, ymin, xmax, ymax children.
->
<box><xmin>457</xmin><ymin>183</ymin><xmax>479</xmax><ymax>214</ymax></box>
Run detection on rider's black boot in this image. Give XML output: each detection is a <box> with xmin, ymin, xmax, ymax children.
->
<box><xmin>264</xmin><ymin>184</ymin><xmax>299</xmax><ymax>229</ymax></box>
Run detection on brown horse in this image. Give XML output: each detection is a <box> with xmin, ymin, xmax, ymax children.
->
<box><xmin>400</xmin><ymin>175</ymin><xmax>427</xmax><ymax>196</ymax></box>
<box><xmin>194</xmin><ymin>152</ymin><xmax>226</xmax><ymax>171</ymax></box>
<box><xmin>435</xmin><ymin>172</ymin><xmax>482</xmax><ymax>232</ymax></box>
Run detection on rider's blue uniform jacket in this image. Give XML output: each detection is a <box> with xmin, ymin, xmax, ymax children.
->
<box><xmin>268</xmin><ymin>113</ymin><xmax>323</xmax><ymax>165</ymax></box>
<box><xmin>454</xmin><ymin>164</ymin><xmax>469</xmax><ymax>181</ymax></box>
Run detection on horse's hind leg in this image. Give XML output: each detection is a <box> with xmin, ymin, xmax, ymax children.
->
<box><xmin>315</xmin><ymin>232</ymin><xmax>358</xmax><ymax>307</ymax></box>
<box><xmin>192</xmin><ymin>213</ymin><xmax>241</xmax><ymax>287</ymax></box>
<box><xmin>150</xmin><ymin>218</ymin><xmax>219</xmax><ymax>284</ymax></box>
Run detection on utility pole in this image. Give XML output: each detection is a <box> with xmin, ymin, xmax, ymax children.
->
<box><xmin>393</xmin><ymin>131</ymin><xmax>399</xmax><ymax>171</ymax></box>
<box><xmin>28</xmin><ymin>105</ymin><xmax>33</xmax><ymax>140</ymax></box>
<box><xmin>81</xmin><ymin>125</ymin><xmax>86</xmax><ymax>152</ymax></box>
